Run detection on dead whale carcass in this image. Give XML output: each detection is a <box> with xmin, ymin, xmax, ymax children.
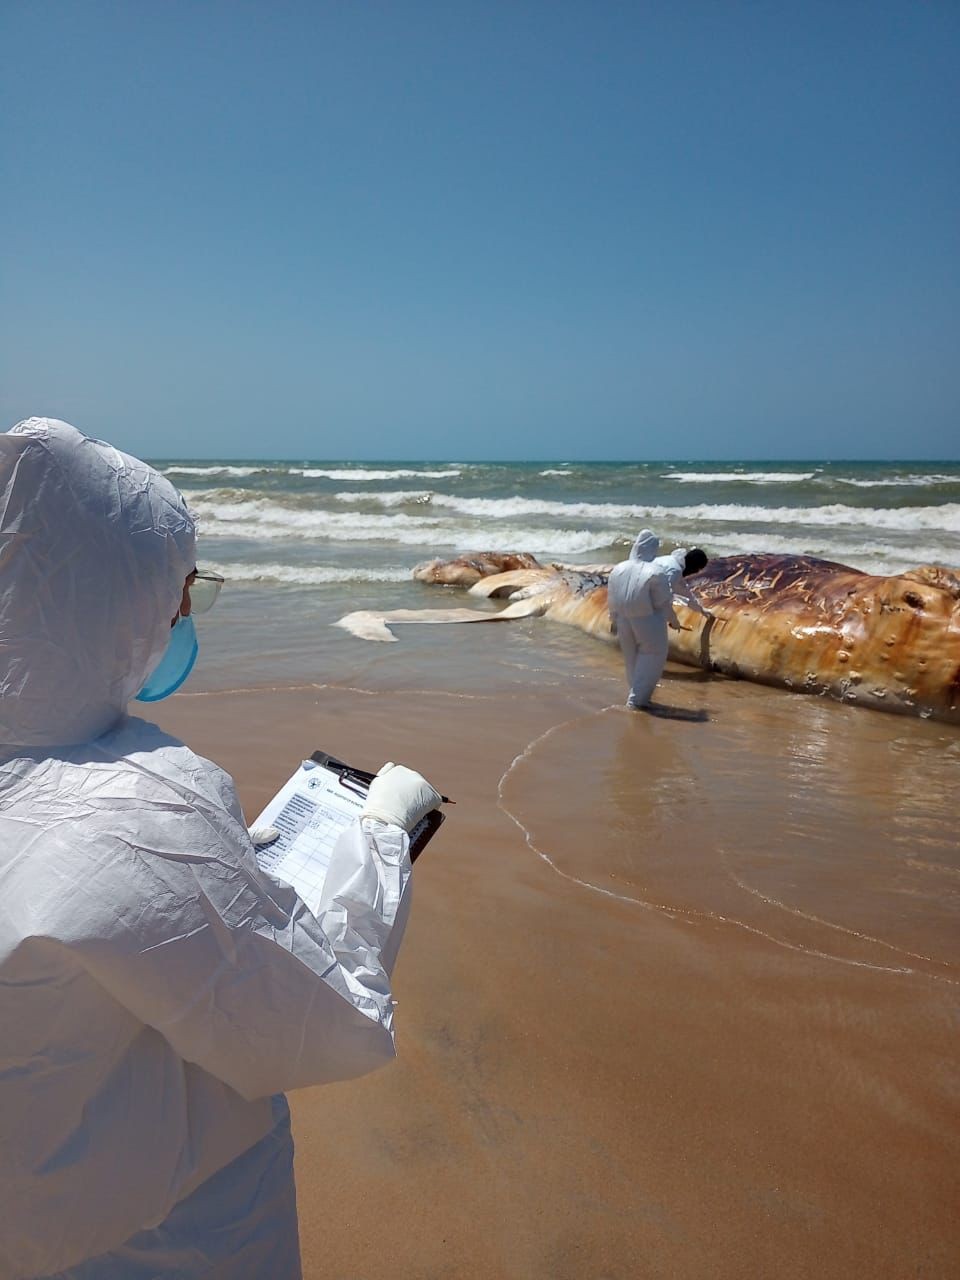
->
<box><xmin>671</xmin><ymin>553</ymin><xmax>960</xmax><ymax>721</ymax></box>
<box><xmin>468</xmin><ymin>552</ymin><xmax>960</xmax><ymax>722</ymax></box>
<box><xmin>412</xmin><ymin>551</ymin><xmax>545</xmax><ymax>586</ymax></box>
<box><xmin>336</xmin><ymin>551</ymin><xmax>960</xmax><ymax>722</ymax></box>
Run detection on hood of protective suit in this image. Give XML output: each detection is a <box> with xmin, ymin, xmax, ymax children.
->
<box><xmin>628</xmin><ymin>529</ymin><xmax>659</xmax><ymax>562</ymax></box>
<box><xmin>0</xmin><ymin>418</ymin><xmax>196</xmax><ymax>749</ymax></box>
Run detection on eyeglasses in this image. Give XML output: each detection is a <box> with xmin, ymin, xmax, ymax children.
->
<box><xmin>188</xmin><ymin>570</ymin><xmax>225</xmax><ymax>614</ymax></box>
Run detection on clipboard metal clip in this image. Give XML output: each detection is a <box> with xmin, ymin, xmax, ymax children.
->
<box><xmin>335</xmin><ymin>767</ymin><xmax>371</xmax><ymax>799</ymax></box>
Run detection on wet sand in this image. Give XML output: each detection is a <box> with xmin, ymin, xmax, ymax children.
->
<box><xmin>154</xmin><ymin>666</ymin><xmax>960</xmax><ymax>1279</ymax></box>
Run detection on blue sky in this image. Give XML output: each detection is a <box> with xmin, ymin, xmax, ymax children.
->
<box><xmin>2</xmin><ymin>1</ymin><xmax>957</xmax><ymax>460</ymax></box>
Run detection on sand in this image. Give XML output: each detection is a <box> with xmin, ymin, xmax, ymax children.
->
<box><xmin>153</xmin><ymin>668</ymin><xmax>960</xmax><ymax>1280</ymax></box>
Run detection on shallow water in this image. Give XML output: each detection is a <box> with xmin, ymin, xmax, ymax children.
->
<box><xmin>190</xmin><ymin>577</ymin><xmax>959</xmax><ymax>981</ymax></box>
<box><xmin>499</xmin><ymin>678</ymin><xmax>960</xmax><ymax>979</ymax></box>
<box><xmin>187</xmin><ymin>576</ymin><xmax>625</xmax><ymax>695</ymax></box>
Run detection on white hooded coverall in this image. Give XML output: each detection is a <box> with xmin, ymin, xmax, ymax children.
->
<box><xmin>606</xmin><ymin>530</ymin><xmax>674</xmax><ymax>708</ymax></box>
<box><xmin>0</xmin><ymin>420</ymin><xmax>412</xmax><ymax>1279</ymax></box>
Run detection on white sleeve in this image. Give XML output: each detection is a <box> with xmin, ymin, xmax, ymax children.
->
<box><xmin>649</xmin><ymin>571</ymin><xmax>674</xmax><ymax>615</ymax></box>
<box><xmin>672</xmin><ymin>577</ymin><xmax>710</xmax><ymax>616</ymax></box>
<box><xmin>72</xmin><ymin>817</ymin><xmax>413</xmax><ymax>1102</ymax></box>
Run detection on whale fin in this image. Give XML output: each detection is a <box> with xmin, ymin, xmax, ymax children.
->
<box><xmin>334</xmin><ymin>611</ymin><xmax>401</xmax><ymax>642</ymax></box>
<box><xmin>335</xmin><ymin>597</ymin><xmax>551</xmax><ymax>642</ymax></box>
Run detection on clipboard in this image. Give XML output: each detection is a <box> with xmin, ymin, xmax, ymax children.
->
<box><xmin>307</xmin><ymin>751</ymin><xmax>445</xmax><ymax>862</ymax></box>
<box><xmin>251</xmin><ymin>749</ymin><xmax>445</xmax><ymax>913</ymax></box>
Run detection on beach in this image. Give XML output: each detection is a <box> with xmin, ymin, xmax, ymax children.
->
<box><xmin>152</xmin><ymin>611</ymin><xmax>960</xmax><ymax>1278</ymax></box>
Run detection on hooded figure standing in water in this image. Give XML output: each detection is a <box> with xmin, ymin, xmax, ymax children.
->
<box><xmin>607</xmin><ymin>529</ymin><xmax>679</xmax><ymax>708</ymax></box>
<box><xmin>0</xmin><ymin>419</ymin><xmax>440</xmax><ymax>1279</ymax></box>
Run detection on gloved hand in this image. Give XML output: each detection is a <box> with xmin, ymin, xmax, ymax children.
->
<box><xmin>361</xmin><ymin>762</ymin><xmax>442</xmax><ymax>832</ymax></box>
<box><xmin>248</xmin><ymin>826</ymin><xmax>280</xmax><ymax>848</ymax></box>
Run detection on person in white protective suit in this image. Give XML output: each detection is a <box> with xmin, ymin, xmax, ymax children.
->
<box><xmin>0</xmin><ymin>418</ymin><xmax>441</xmax><ymax>1280</ymax></box>
<box><xmin>606</xmin><ymin>529</ymin><xmax>679</xmax><ymax>709</ymax></box>
<box><xmin>653</xmin><ymin>547</ymin><xmax>714</xmax><ymax>620</ymax></box>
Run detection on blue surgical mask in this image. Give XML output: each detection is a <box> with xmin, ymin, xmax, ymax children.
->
<box><xmin>135</xmin><ymin>615</ymin><xmax>199</xmax><ymax>702</ymax></box>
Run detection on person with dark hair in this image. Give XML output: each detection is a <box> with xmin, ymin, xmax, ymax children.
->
<box><xmin>655</xmin><ymin>546</ymin><xmax>713</xmax><ymax>623</ymax></box>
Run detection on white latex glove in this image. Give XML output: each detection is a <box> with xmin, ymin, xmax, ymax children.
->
<box><xmin>361</xmin><ymin>762</ymin><xmax>443</xmax><ymax>832</ymax></box>
<box><xmin>248</xmin><ymin>826</ymin><xmax>280</xmax><ymax>848</ymax></box>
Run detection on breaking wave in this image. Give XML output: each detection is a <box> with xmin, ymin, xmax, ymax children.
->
<box><xmin>832</xmin><ymin>474</ymin><xmax>960</xmax><ymax>488</ymax></box>
<box><xmin>190</xmin><ymin>495</ymin><xmax>610</xmax><ymax>555</ymax></box>
<box><xmin>333</xmin><ymin>489</ymin><xmax>432</xmax><ymax>507</ymax></box>
<box><xmin>163</xmin><ymin>464</ymin><xmax>273</xmax><ymax>478</ymax></box>
<box><xmin>203</xmin><ymin>561</ymin><xmax>411</xmax><ymax>585</ymax></box>
<box><xmin>663</xmin><ymin>471</ymin><xmax>817</xmax><ymax>483</ymax></box>
<box><xmin>420</xmin><ymin>493</ymin><xmax>960</xmax><ymax>533</ymax></box>
<box><xmin>290</xmin><ymin>467</ymin><xmax>462</xmax><ymax>481</ymax></box>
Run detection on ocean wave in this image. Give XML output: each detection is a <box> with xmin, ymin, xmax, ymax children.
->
<box><xmin>163</xmin><ymin>464</ymin><xmax>272</xmax><ymax>478</ymax></box>
<box><xmin>662</xmin><ymin>471</ymin><xmax>817</xmax><ymax>483</ymax></box>
<box><xmin>289</xmin><ymin>467</ymin><xmax>462</xmax><ymax>480</ymax></box>
<box><xmin>663</xmin><ymin>501</ymin><xmax>960</xmax><ymax>532</ymax></box>
<box><xmin>202</xmin><ymin>561</ymin><xmax>412</xmax><ymax>585</ymax></box>
<box><xmin>423</xmin><ymin>493</ymin><xmax>960</xmax><ymax>532</ymax></box>
<box><xmin>185</xmin><ymin>483</ymin><xmax>960</xmax><ymax>535</ymax></box>
<box><xmin>831</xmin><ymin>474</ymin><xmax>960</xmax><ymax>488</ymax></box>
<box><xmin>193</xmin><ymin>498</ymin><xmax>429</xmax><ymax>531</ymax></box>
<box><xmin>187</xmin><ymin>487</ymin><xmax>960</xmax><ymax>535</ymax></box>
<box><xmin>190</xmin><ymin>497</ymin><xmax>611</xmax><ymax>555</ymax></box>
<box><xmin>333</xmin><ymin>489</ymin><xmax>432</xmax><ymax>507</ymax></box>
<box><xmin>539</xmin><ymin>468</ymin><xmax>571</xmax><ymax>476</ymax></box>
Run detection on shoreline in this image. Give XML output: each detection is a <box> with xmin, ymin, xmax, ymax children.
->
<box><xmin>153</xmin><ymin>673</ymin><xmax>960</xmax><ymax>1278</ymax></box>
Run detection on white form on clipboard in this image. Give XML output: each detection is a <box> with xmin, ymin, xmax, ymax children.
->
<box><xmin>251</xmin><ymin>755</ymin><xmax>444</xmax><ymax>915</ymax></box>
<box><xmin>251</xmin><ymin>760</ymin><xmax>365</xmax><ymax>914</ymax></box>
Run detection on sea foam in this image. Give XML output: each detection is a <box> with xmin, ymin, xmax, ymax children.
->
<box><xmin>163</xmin><ymin>464</ymin><xmax>272</xmax><ymax>478</ymax></box>
<box><xmin>290</xmin><ymin>467</ymin><xmax>462</xmax><ymax>480</ymax></box>
<box><xmin>204</xmin><ymin>561</ymin><xmax>412</xmax><ymax>585</ymax></box>
<box><xmin>662</xmin><ymin>471</ymin><xmax>817</xmax><ymax>483</ymax></box>
<box><xmin>333</xmin><ymin>489</ymin><xmax>432</xmax><ymax>506</ymax></box>
<box><xmin>189</xmin><ymin>495</ymin><xmax>611</xmax><ymax>554</ymax></box>
<box><xmin>423</xmin><ymin>493</ymin><xmax>960</xmax><ymax>532</ymax></box>
<box><xmin>832</xmin><ymin>474</ymin><xmax>960</xmax><ymax>488</ymax></box>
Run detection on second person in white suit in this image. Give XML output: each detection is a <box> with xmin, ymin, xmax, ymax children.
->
<box><xmin>606</xmin><ymin>529</ymin><xmax>678</xmax><ymax>708</ymax></box>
